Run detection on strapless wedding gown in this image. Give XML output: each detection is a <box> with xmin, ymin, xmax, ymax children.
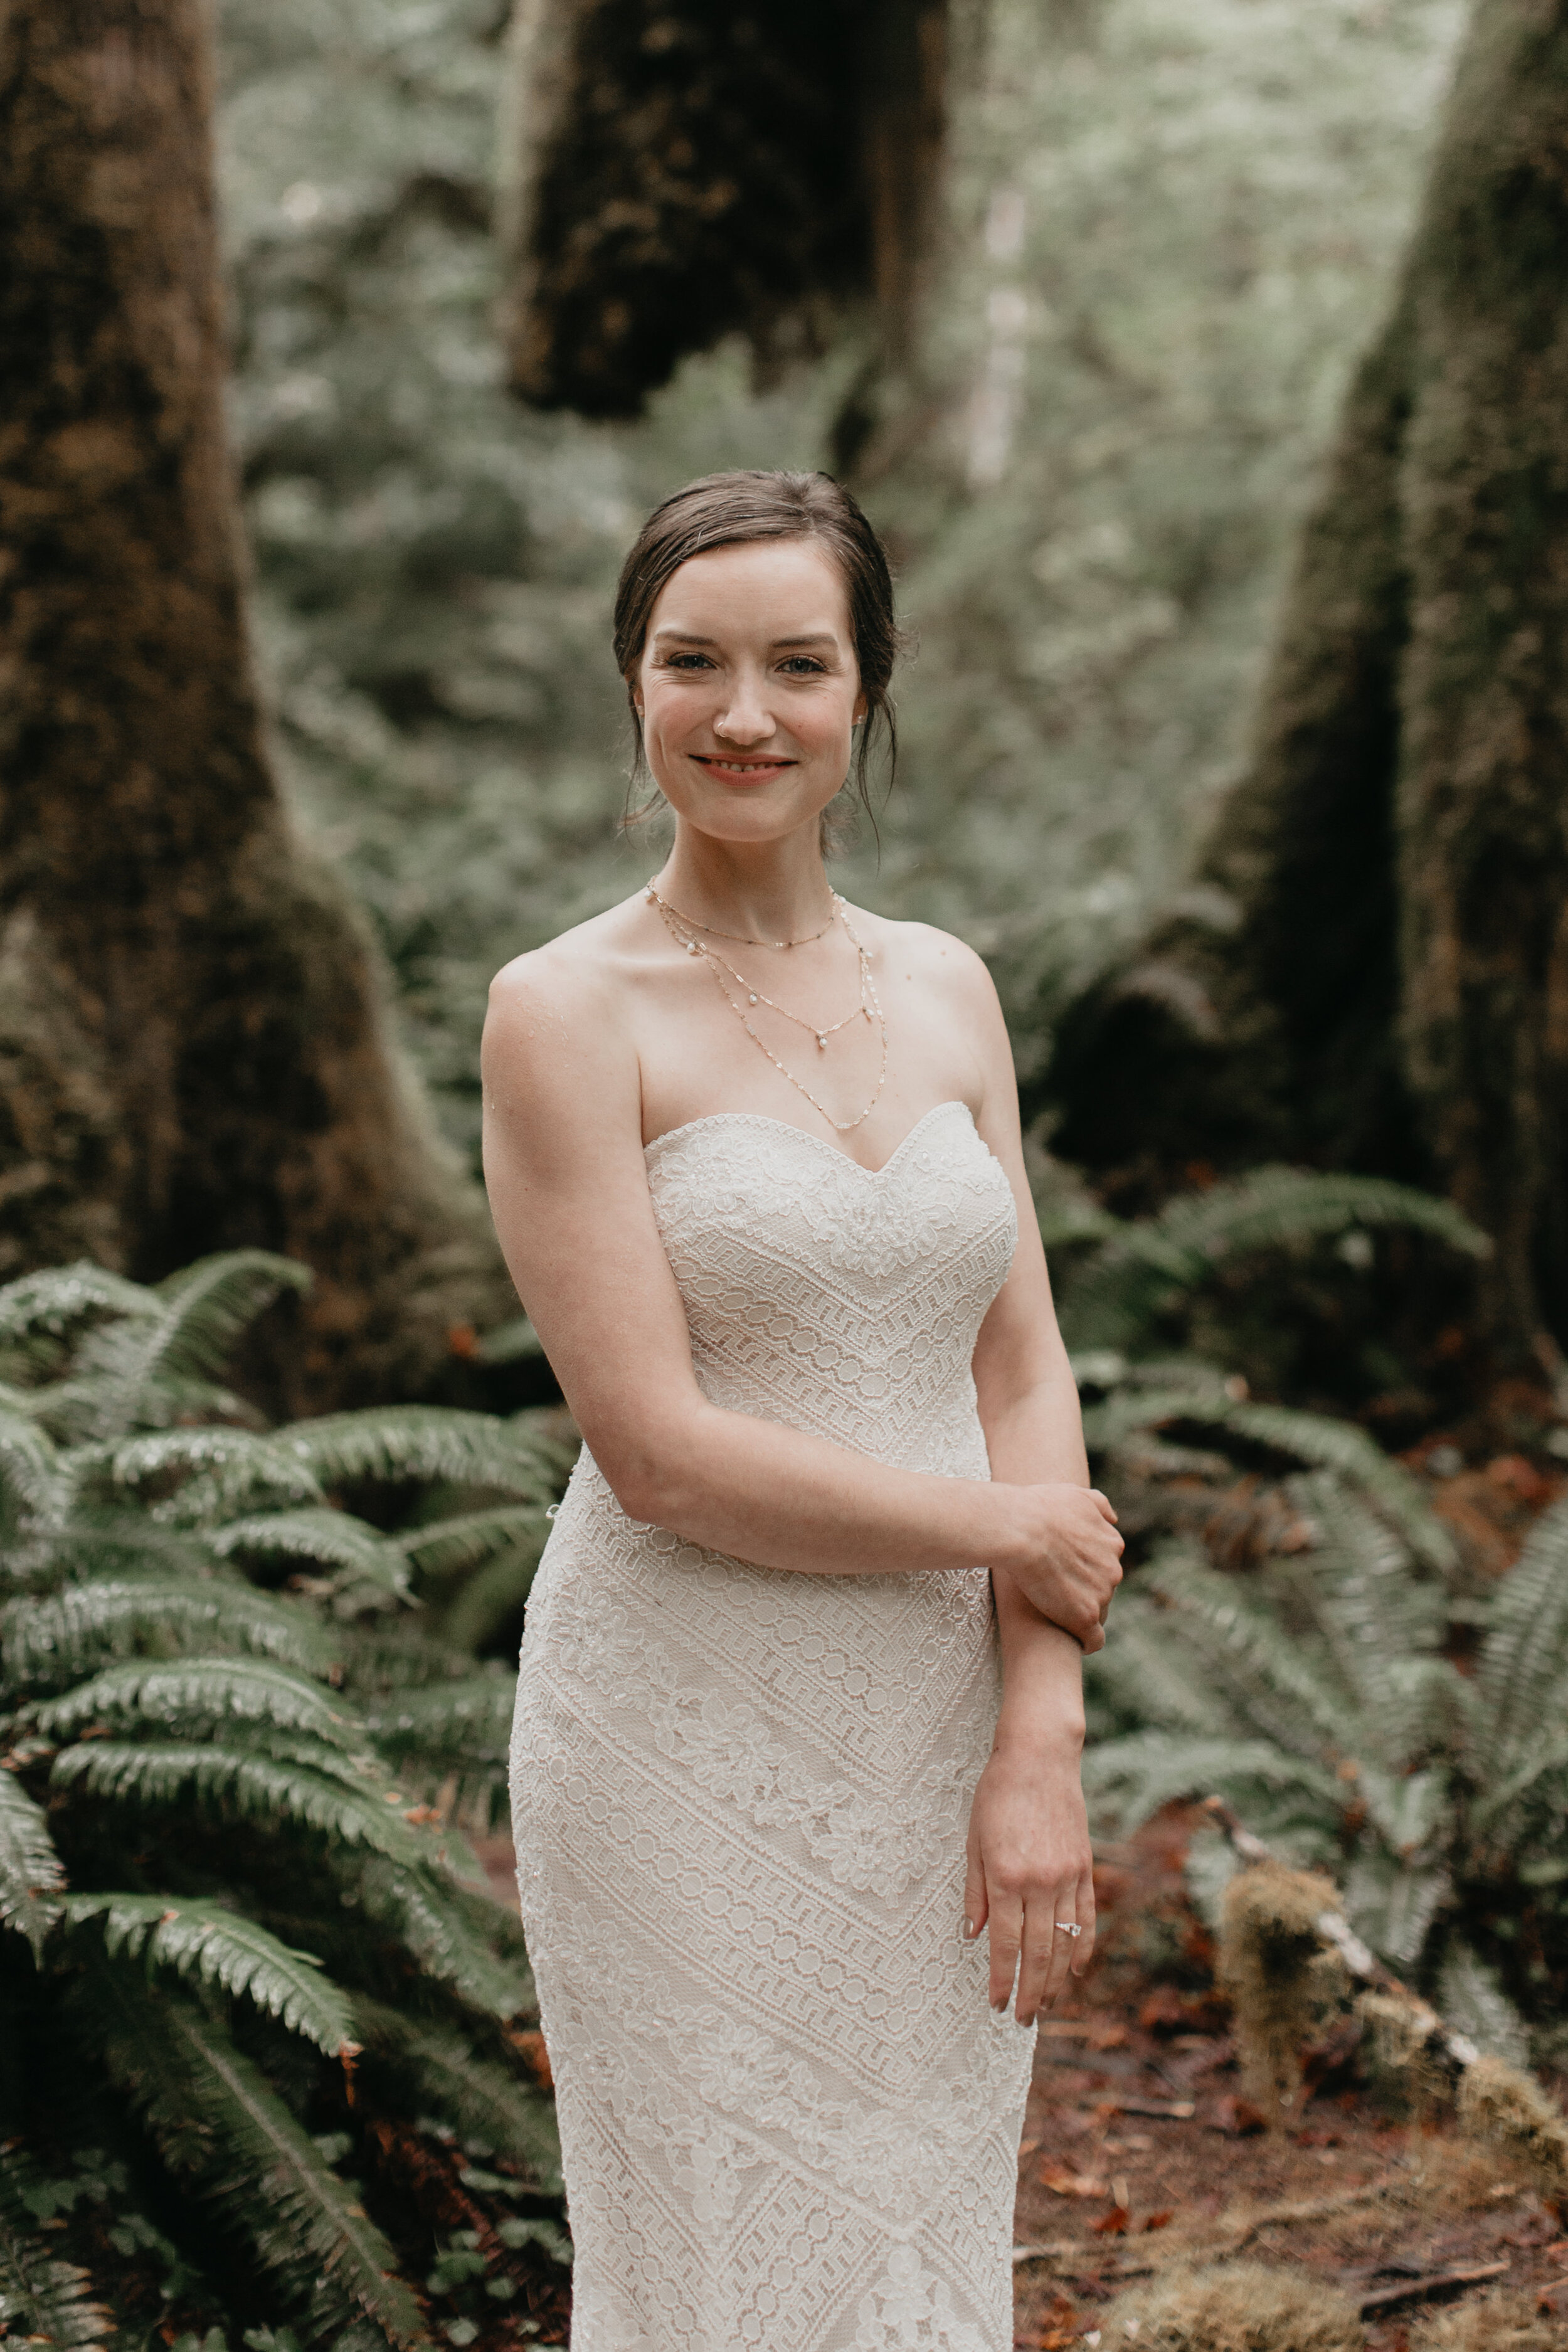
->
<box><xmin>509</xmin><ymin>1100</ymin><xmax>1036</xmax><ymax>2351</ymax></box>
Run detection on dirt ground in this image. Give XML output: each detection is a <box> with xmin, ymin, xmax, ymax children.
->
<box><xmin>1009</xmin><ymin>1809</ymin><xmax>1568</xmax><ymax>2351</ymax></box>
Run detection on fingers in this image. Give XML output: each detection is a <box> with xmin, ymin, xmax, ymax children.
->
<box><xmin>1071</xmin><ymin>1870</ymin><xmax>1098</xmax><ymax>1978</ymax></box>
<box><xmin>1089</xmin><ymin>1488</ymin><xmax>1120</xmax><ymax>1524</ymax></box>
<box><xmin>963</xmin><ymin>1836</ymin><xmax>987</xmax><ymax>1947</ymax></box>
<box><xmin>987</xmin><ymin>1890</ymin><xmax>1023</xmax><ymax>2013</ymax></box>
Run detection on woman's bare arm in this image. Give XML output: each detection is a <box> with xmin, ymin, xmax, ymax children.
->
<box><xmin>955</xmin><ymin>946</ymin><xmax>1107</xmax><ymax>2021</ymax></box>
<box><xmin>480</xmin><ymin>937</ymin><xmax>1122</xmax><ymax>1643</ymax></box>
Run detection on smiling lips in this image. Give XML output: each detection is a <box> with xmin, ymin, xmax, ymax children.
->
<box><xmin>692</xmin><ymin>752</ymin><xmax>797</xmax><ymax>784</ymax></box>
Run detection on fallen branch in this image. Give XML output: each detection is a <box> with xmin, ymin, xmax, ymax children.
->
<box><xmin>1357</xmin><ymin>2260</ymin><xmax>1508</xmax><ymax>2317</ymax></box>
<box><xmin>1224</xmin><ymin>2176</ymin><xmax>1403</xmax><ymax>2251</ymax></box>
<box><xmin>1201</xmin><ymin>1796</ymin><xmax>1480</xmax><ymax>2070</ymax></box>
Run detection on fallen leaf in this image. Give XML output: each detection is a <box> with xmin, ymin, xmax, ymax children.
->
<box><xmin>1142</xmin><ymin>2211</ymin><xmax>1173</xmax><ymax>2233</ymax></box>
<box><xmin>508</xmin><ymin>2026</ymin><xmax>554</xmax><ymax>2092</ymax></box>
<box><xmin>1039</xmin><ymin>2163</ymin><xmax>1108</xmax><ymax>2198</ymax></box>
<box><xmin>1210</xmin><ymin>2094</ymin><xmax>1266</xmax><ymax>2137</ymax></box>
<box><xmin>1092</xmin><ymin>2204</ymin><xmax>1131</xmax><ymax>2237</ymax></box>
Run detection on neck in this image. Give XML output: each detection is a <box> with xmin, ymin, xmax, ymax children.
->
<box><xmin>655</xmin><ymin>824</ymin><xmax>835</xmax><ymax>939</ymax></box>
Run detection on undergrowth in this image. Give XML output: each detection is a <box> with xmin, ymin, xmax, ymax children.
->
<box><xmin>0</xmin><ymin>1251</ymin><xmax>576</xmax><ymax>2346</ymax></box>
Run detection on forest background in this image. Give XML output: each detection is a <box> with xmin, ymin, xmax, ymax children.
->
<box><xmin>26</xmin><ymin>2</ymin><xmax>1568</xmax><ymax>2345</ymax></box>
<box><xmin>225</xmin><ymin>0</ymin><xmax>1464</xmax><ymax>1169</ymax></box>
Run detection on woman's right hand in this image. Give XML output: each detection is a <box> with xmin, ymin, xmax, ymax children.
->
<box><xmin>993</xmin><ymin>1484</ymin><xmax>1124</xmax><ymax>1651</ymax></box>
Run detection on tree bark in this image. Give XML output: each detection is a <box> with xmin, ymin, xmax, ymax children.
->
<box><xmin>1044</xmin><ymin>0</ymin><xmax>1568</xmax><ymax>1358</ymax></box>
<box><xmin>0</xmin><ymin>0</ymin><xmax>509</xmax><ymax>1411</ymax></box>
<box><xmin>497</xmin><ymin>0</ymin><xmax>949</xmax><ymax>419</ymax></box>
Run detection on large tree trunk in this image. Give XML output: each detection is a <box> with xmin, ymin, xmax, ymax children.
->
<box><xmin>0</xmin><ymin>0</ymin><xmax>510</xmax><ymax>1411</ymax></box>
<box><xmin>1044</xmin><ymin>0</ymin><xmax>1568</xmax><ymax>1359</ymax></box>
<box><xmin>497</xmin><ymin>0</ymin><xmax>950</xmax><ymax>419</ymax></box>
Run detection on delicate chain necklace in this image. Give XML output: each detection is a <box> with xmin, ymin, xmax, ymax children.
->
<box><xmin>646</xmin><ymin>884</ymin><xmax>890</xmax><ymax>1134</ymax></box>
<box><xmin>645</xmin><ymin>881</ymin><xmax>836</xmax><ymax>950</ymax></box>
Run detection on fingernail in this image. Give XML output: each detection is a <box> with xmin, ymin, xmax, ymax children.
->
<box><xmin>962</xmin><ymin>1917</ymin><xmax>974</xmax><ymax>1941</ymax></box>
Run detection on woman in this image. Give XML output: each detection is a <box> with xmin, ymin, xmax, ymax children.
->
<box><xmin>484</xmin><ymin>470</ymin><xmax>1123</xmax><ymax>2352</ymax></box>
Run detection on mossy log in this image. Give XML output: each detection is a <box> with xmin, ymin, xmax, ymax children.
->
<box><xmin>1044</xmin><ymin>0</ymin><xmax>1568</xmax><ymax>1357</ymax></box>
<box><xmin>0</xmin><ymin>0</ymin><xmax>511</xmax><ymax>1412</ymax></box>
<box><xmin>498</xmin><ymin>0</ymin><xmax>950</xmax><ymax>418</ymax></box>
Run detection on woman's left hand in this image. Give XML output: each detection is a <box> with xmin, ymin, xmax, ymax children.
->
<box><xmin>963</xmin><ymin>1744</ymin><xmax>1095</xmax><ymax>2026</ymax></box>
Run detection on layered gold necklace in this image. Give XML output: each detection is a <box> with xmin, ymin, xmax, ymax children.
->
<box><xmin>645</xmin><ymin>880</ymin><xmax>889</xmax><ymax>1135</ymax></box>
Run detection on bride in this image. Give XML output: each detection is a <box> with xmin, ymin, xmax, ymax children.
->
<box><xmin>483</xmin><ymin>469</ymin><xmax>1123</xmax><ymax>2352</ymax></box>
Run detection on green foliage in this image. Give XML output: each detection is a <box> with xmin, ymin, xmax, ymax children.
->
<box><xmin>0</xmin><ymin>2139</ymin><xmax>114</xmax><ymax>2348</ymax></box>
<box><xmin>1084</xmin><ymin>1476</ymin><xmax>1568</xmax><ymax>2036</ymax></box>
<box><xmin>1056</xmin><ymin>1166</ymin><xmax>1490</xmax><ymax>1357</ymax></box>
<box><xmin>214</xmin><ymin>0</ymin><xmax>1463</xmax><ymax>1160</ymax></box>
<box><xmin>0</xmin><ymin>1252</ymin><xmax>572</xmax><ymax>2341</ymax></box>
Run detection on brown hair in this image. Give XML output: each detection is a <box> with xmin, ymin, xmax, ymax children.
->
<box><xmin>612</xmin><ymin>469</ymin><xmax>903</xmax><ymax>830</ymax></box>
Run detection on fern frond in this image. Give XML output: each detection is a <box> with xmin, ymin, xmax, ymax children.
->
<box><xmin>0</xmin><ymin>1769</ymin><xmax>66</xmax><ymax>1955</ymax></box>
<box><xmin>40</xmin><ymin>1656</ymin><xmax>358</xmax><ymax>1749</ymax></box>
<box><xmin>1059</xmin><ymin>1167</ymin><xmax>1489</xmax><ymax>1352</ymax></box>
<box><xmin>30</xmin><ymin>1371</ymin><xmax>262</xmax><ymax>1448</ymax></box>
<box><xmin>283</xmin><ymin>1407</ymin><xmax>557</xmax><ymax>1501</ymax></box>
<box><xmin>73</xmin><ymin>1252</ymin><xmax>310</xmax><ymax>1412</ymax></box>
<box><xmin>433</xmin><ymin>1540</ymin><xmax>546</xmax><ymax>1656</ymax></box>
<box><xmin>1148</xmin><ymin>1551</ymin><xmax>1353</xmax><ymax>1760</ymax></box>
<box><xmin>209</xmin><ymin>1505</ymin><xmax>406</xmax><ymax>1585</ymax></box>
<box><xmin>0</xmin><ymin>1409</ymin><xmax>61</xmax><ymax>1532</ymax></box>
<box><xmin>1267</xmin><ymin>1477</ymin><xmax>1450</xmax><ymax>1753</ymax></box>
<box><xmin>1219</xmin><ymin>1406</ymin><xmax>1453</xmax><ymax>1570</ymax></box>
<box><xmin>84</xmin><ymin>1969</ymin><xmax>428</xmax><ymax>2348</ymax></box>
<box><xmin>354</xmin><ymin>1858</ymin><xmax>535</xmax><ymax>2021</ymax></box>
<box><xmin>19</xmin><ymin>1512</ymin><xmax>216</xmax><ymax>1590</ymax></box>
<box><xmin>1083</xmin><ymin>1585</ymin><xmax>1243</xmax><ymax>1739</ymax></box>
<box><xmin>107</xmin><ymin>1428</ymin><xmax>325</xmax><ymax>1525</ymax></box>
<box><xmin>65</xmin><ymin>1893</ymin><xmax>357</xmax><ymax>2057</ymax></box>
<box><xmin>1082</xmin><ymin>1730</ymin><xmax>1344</xmax><ymax>1834</ymax></box>
<box><xmin>3</xmin><ymin>1579</ymin><xmax>338</xmax><ymax>1692</ymax></box>
<box><xmin>396</xmin><ymin>1505</ymin><xmax>548</xmax><ymax>1582</ymax></box>
<box><xmin>352</xmin><ymin>1998</ymin><xmax>561</xmax><ymax>2188</ymax></box>
<box><xmin>1351</xmin><ymin>1761</ymin><xmax>1450</xmax><ymax>1860</ymax></box>
<box><xmin>1437</xmin><ymin>1941</ymin><xmax>1531</xmax><ymax>2068</ymax></box>
<box><xmin>1341</xmin><ymin>1846</ymin><xmax>1452</xmax><ymax>1968</ymax></box>
<box><xmin>361</xmin><ymin>1677</ymin><xmax>515</xmax><ymax>1818</ymax></box>
<box><xmin>1475</xmin><ymin>1496</ymin><xmax>1568</xmax><ymax>1786</ymax></box>
<box><xmin>52</xmin><ymin>1739</ymin><xmax>427</xmax><ymax>1862</ymax></box>
<box><xmin>0</xmin><ymin>1261</ymin><xmax>156</xmax><ymax>1349</ymax></box>
<box><xmin>0</xmin><ymin>2140</ymin><xmax>112</xmax><ymax>2348</ymax></box>
<box><xmin>361</xmin><ymin>1676</ymin><xmax>515</xmax><ymax>1760</ymax></box>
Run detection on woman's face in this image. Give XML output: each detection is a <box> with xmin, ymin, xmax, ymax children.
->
<box><xmin>632</xmin><ymin>538</ymin><xmax>867</xmax><ymax>846</ymax></box>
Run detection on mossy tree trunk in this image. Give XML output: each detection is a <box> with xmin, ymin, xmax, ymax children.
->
<box><xmin>0</xmin><ymin>0</ymin><xmax>509</xmax><ymax>1411</ymax></box>
<box><xmin>1045</xmin><ymin>0</ymin><xmax>1568</xmax><ymax>1359</ymax></box>
<box><xmin>498</xmin><ymin>0</ymin><xmax>950</xmax><ymax>421</ymax></box>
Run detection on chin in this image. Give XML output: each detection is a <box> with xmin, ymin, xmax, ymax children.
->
<box><xmin>664</xmin><ymin>787</ymin><xmax>835</xmax><ymax>843</ymax></box>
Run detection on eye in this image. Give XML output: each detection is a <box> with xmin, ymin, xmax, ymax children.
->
<box><xmin>661</xmin><ymin>652</ymin><xmax>715</xmax><ymax>671</ymax></box>
<box><xmin>778</xmin><ymin>657</ymin><xmax>827</xmax><ymax>676</ymax></box>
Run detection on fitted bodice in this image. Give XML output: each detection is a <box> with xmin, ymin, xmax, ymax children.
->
<box><xmin>642</xmin><ymin>1099</ymin><xmax>1017</xmax><ymax>1480</ymax></box>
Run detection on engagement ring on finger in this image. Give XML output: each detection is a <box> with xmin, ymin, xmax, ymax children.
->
<box><xmin>1054</xmin><ymin>1920</ymin><xmax>1081</xmax><ymax>1937</ymax></box>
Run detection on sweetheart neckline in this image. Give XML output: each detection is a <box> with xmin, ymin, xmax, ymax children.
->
<box><xmin>642</xmin><ymin>1098</ymin><xmax>975</xmax><ymax>1180</ymax></box>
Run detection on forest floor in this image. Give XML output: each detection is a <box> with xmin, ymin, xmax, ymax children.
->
<box><xmin>1010</xmin><ymin>1806</ymin><xmax>1568</xmax><ymax>2349</ymax></box>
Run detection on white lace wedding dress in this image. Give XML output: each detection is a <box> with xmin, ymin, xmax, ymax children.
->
<box><xmin>509</xmin><ymin>1100</ymin><xmax>1036</xmax><ymax>2350</ymax></box>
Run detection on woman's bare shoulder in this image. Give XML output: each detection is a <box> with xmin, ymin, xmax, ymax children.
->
<box><xmin>487</xmin><ymin>894</ymin><xmax>649</xmax><ymax>1026</ymax></box>
<box><xmin>482</xmin><ymin>896</ymin><xmax>652</xmax><ymax>1126</ymax></box>
<box><xmin>846</xmin><ymin>906</ymin><xmax>1002</xmax><ymax>1014</ymax></box>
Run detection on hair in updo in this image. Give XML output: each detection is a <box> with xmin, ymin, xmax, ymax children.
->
<box><xmin>612</xmin><ymin>469</ymin><xmax>904</xmax><ymax>832</ymax></box>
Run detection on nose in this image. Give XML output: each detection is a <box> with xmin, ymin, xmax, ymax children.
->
<box><xmin>713</xmin><ymin>669</ymin><xmax>776</xmax><ymax>746</ymax></box>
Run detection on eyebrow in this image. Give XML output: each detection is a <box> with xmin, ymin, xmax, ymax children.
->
<box><xmin>650</xmin><ymin>628</ymin><xmax>842</xmax><ymax>649</ymax></box>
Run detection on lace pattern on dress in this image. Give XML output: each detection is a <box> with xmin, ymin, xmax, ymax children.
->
<box><xmin>510</xmin><ymin>1102</ymin><xmax>1033</xmax><ymax>2351</ymax></box>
